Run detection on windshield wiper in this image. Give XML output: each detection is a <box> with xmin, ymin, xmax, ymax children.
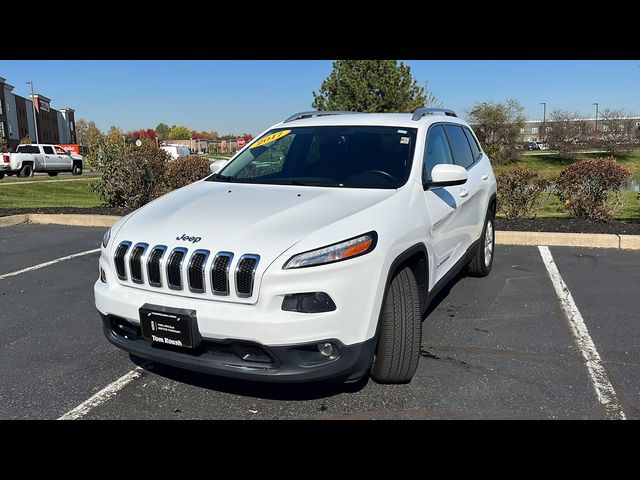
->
<box><xmin>283</xmin><ymin>179</ymin><xmax>344</xmax><ymax>187</ymax></box>
<box><xmin>212</xmin><ymin>174</ymin><xmax>236</xmax><ymax>182</ymax></box>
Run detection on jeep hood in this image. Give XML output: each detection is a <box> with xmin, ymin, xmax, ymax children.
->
<box><xmin>114</xmin><ymin>181</ymin><xmax>395</xmax><ymax>267</ymax></box>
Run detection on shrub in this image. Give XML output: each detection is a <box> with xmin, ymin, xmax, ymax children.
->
<box><xmin>91</xmin><ymin>140</ymin><xmax>169</xmax><ymax>209</ymax></box>
<box><xmin>555</xmin><ymin>157</ymin><xmax>631</xmax><ymax>221</ymax></box>
<box><xmin>163</xmin><ymin>155</ymin><xmax>212</xmax><ymax>191</ymax></box>
<box><xmin>496</xmin><ymin>168</ymin><xmax>550</xmax><ymax>219</ymax></box>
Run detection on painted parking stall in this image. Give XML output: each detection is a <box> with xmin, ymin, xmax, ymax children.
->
<box><xmin>0</xmin><ymin>222</ymin><xmax>637</xmax><ymax>419</ymax></box>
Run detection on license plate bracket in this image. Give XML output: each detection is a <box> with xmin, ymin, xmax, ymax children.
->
<box><xmin>139</xmin><ymin>304</ymin><xmax>201</xmax><ymax>349</ymax></box>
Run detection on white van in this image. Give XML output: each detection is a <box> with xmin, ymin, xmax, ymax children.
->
<box><xmin>161</xmin><ymin>145</ymin><xmax>191</xmax><ymax>160</ymax></box>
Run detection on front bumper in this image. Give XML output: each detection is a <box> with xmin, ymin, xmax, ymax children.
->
<box><xmin>102</xmin><ymin>313</ymin><xmax>376</xmax><ymax>382</ymax></box>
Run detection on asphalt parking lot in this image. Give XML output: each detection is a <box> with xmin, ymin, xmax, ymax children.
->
<box><xmin>0</xmin><ymin>223</ymin><xmax>638</xmax><ymax>419</ymax></box>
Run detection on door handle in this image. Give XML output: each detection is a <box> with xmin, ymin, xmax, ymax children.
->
<box><xmin>459</xmin><ymin>189</ymin><xmax>469</xmax><ymax>198</ymax></box>
<box><xmin>482</xmin><ymin>173</ymin><xmax>489</xmax><ymax>180</ymax></box>
<box><xmin>45</xmin><ymin>156</ymin><xmax>49</xmax><ymax>158</ymax></box>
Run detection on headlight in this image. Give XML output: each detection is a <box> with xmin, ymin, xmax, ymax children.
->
<box><xmin>102</xmin><ymin>228</ymin><xmax>111</xmax><ymax>248</ymax></box>
<box><xmin>283</xmin><ymin>232</ymin><xmax>377</xmax><ymax>269</ymax></box>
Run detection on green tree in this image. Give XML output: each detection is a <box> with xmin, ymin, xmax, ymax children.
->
<box><xmin>467</xmin><ymin>99</ymin><xmax>526</xmax><ymax>165</ymax></box>
<box><xmin>75</xmin><ymin>119</ymin><xmax>102</xmax><ymax>147</ymax></box>
<box><xmin>167</xmin><ymin>125</ymin><xmax>192</xmax><ymax>140</ymax></box>
<box><xmin>155</xmin><ymin>122</ymin><xmax>170</xmax><ymax>140</ymax></box>
<box><xmin>312</xmin><ymin>60</ymin><xmax>436</xmax><ymax>113</ymax></box>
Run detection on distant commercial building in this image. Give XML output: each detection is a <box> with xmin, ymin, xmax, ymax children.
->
<box><xmin>0</xmin><ymin>76</ymin><xmax>77</xmax><ymax>150</ymax></box>
<box><xmin>520</xmin><ymin>117</ymin><xmax>640</xmax><ymax>142</ymax></box>
<box><xmin>162</xmin><ymin>138</ymin><xmax>210</xmax><ymax>154</ymax></box>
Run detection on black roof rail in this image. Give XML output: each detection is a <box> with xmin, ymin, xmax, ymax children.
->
<box><xmin>411</xmin><ymin>108</ymin><xmax>457</xmax><ymax>121</ymax></box>
<box><xmin>283</xmin><ymin>111</ymin><xmax>361</xmax><ymax>123</ymax></box>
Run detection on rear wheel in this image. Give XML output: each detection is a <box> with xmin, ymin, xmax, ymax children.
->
<box><xmin>467</xmin><ymin>207</ymin><xmax>495</xmax><ymax>277</ymax></box>
<box><xmin>18</xmin><ymin>164</ymin><xmax>34</xmax><ymax>178</ymax></box>
<box><xmin>370</xmin><ymin>267</ymin><xmax>422</xmax><ymax>384</ymax></box>
<box><xmin>48</xmin><ymin>172</ymin><xmax>58</xmax><ymax>177</ymax></box>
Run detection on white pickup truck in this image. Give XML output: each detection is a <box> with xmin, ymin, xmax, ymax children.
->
<box><xmin>0</xmin><ymin>144</ymin><xmax>83</xmax><ymax>179</ymax></box>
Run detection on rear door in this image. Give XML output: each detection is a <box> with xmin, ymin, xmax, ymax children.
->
<box><xmin>41</xmin><ymin>145</ymin><xmax>58</xmax><ymax>170</ymax></box>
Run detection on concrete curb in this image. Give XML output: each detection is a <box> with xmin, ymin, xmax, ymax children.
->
<box><xmin>0</xmin><ymin>214</ymin><xmax>119</xmax><ymax>229</ymax></box>
<box><xmin>1</xmin><ymin>214</ymin><xmax>639</xmax><ymax>250</ymax></box>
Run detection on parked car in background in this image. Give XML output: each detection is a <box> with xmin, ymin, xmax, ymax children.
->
<box><xmin>525</xmin><ymin>141</ymin><xmax>540</xmax><ymax>150</ymax></box>
<box><xmin>161</xmin><ymin>144</ymin><xmax>191</xmax><ymax>160</ymax></box>
<box><xmin>535</xmin><ymin>142</ymin><xmax>549</xmax><ymax>150</ymax></box>
<box><xmin>1</xmin><ymin>144</ymin><xmax>83</xmax><ymax>178</ymax></box>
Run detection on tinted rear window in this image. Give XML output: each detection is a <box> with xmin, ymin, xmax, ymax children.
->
<box><xmin>42</xmin><ymin>146</ymin><xmax>54</xmax><ymax>154</ymax></box>
<box><xmin>16</xmin><ymin>145</ymin><xmax>40</xmax><ymax>154</ymax></box>
<box><xmin>463</xmin><ymin>127</ymin><xmax>481</xmax><ymax>161</ymax></box>
<box><xmin>444</xmin><ymin>125</ymin><xmax>474</xmax><ymax>169</ymax></box>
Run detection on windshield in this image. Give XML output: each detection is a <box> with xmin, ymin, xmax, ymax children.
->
<box><xmin>208</xmin><ymin>126</ymin><xmax>417</xmax><ymax>189</ymax></box>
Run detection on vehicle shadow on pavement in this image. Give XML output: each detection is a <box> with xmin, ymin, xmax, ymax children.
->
<box><xmin>423</xmin><ymin>270</ymin><xmax>466</xmax><ymax>320</ymax></box>
<box><xmin>130</xmin><ymin>355</ymin><xmax>370</xmax><ymax>401</ymax></box>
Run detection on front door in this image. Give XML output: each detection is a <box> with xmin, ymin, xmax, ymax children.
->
<box><xmin>422</xmin><ymin>124</ymin><xmax>466</xmax><ymax>284</ymax></box>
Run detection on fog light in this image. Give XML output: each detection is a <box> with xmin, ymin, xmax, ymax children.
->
<box><xmin>282</xmin><ymin>292</ymin><xmax>336</xmax><ymax>313</ymax></box>
<box><xmin>318</xmin><ymin>342</ymin><xmax>334</xmax><ymax>357</ymax></box>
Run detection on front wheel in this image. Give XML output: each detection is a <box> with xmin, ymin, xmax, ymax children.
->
<box><xmin>370</xmin><ymin>267</ymin><xmax>422</xmax><ymax>384</ymax></box>
<box><xmin>0</xmin><ymin>172</ymin><xmax>4</xmax><ymax>180</ymax></box>
<box><xmin>467</xmin><ymin>208</ymin><xmax>495</xmax><ymax>277</ymax></box>
<box><xmin>72</xmin><ymin>164</ymin><xmax>82</xmax><ymax>175</ymax></box>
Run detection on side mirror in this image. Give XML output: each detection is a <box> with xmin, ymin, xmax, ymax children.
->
<box><xmin>209</xmin><ymin>159</ymin><xmax>229</xmax><ymax>174</ymax></box>
<box><xmin>425</xmin><ymin>164</ymin><xmax>468</xmax><ymax>188</ymax></box>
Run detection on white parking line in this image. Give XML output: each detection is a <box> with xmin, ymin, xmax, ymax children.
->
<box><xmin>58</xmin><ymin>367</ymin><xmax>145</xmax><ymax>420</ymax></box>
<box><xmin>538</xmin><ymin>246</ymin><xmax>626</xmax><ymax>420</ymax></box>
<box><xmin>0</xmin><ymin>248</ymin><xmax>100</xmax><ymax>280</ymax></box>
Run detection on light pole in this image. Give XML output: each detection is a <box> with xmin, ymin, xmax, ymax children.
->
<box><xmin>593</xmin><ymin>102</ymin><xmax>599</xmax><ymax>136</ymax></box>
<box><xmin>540</xmin><ymin>102</ymin><xmax>547</xmax><ymax>141</ymax></box>
<box><xmin>26</xmin><ymin>81</ymin><xmax>39</xmax><ymax>143</ymax></box>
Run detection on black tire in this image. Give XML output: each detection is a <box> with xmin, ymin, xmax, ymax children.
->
<box><xmin>0</xmin><ymin>173</ymin><xmax>4</xmax><ymax>180</ymax></box>
<box><xmin>18</xmin><ymin>164</ymin><xmax>34</xmax><ymax>178</ymax></box>
<box><xmin>467</xmin><ymin>207</ymin><xmax>495</xmax><ymax>277</ymax></box>
<box><xmin>48</xmin><ymin>172</ymin><xmax>59</xmax><ymax>177</ymax></box>
<box><xmin>72</xmin><ymin>163</ymin><xmax>82</xmax><ymax>175</ymax></box>
<box><xmin>370</xmin><ymin>267</ymin><xmax>422</xmax><ymax>384</ymax></box>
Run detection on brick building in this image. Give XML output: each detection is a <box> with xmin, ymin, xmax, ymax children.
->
<box><xmin>0</xmin><ymin>76</ymin><xmax>77</xmax><ymax>150</ymax></box>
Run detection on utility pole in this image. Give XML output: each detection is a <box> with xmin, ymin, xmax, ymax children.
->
<box><xmin>540</xmin><ymin>102</ymin><xmax>547</xmax><ymax>141</ymax></box>
<box><xmin>593</xmin><ymin>102</ymin><xmax>599</xmax><ymax>136</ymax></box>
<box><xmin>26</xmin><ymin>81</ymin><xmax>39</xmax><ymax>143</ymax></box>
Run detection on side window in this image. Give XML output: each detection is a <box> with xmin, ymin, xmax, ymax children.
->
<box><xmin>443</xmin><ymin>125</ymin><xmax>474</xmax><ymax>169</ymax></box>
<box><xmin>423</xmin><ymin>125</ymin><xmax>454</xmax><ymax>183</ymax></box>
<box><xmin>463</xmin><ymin>127</ymin><xmax>481</xmax><ymax>161</ymax></box>
<box><xmin>42</xmin><ymin>146</ymin><xmax>54</xmax><ymax>154</ymax></box>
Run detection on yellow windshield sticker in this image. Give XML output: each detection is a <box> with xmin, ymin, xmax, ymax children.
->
<box><xmin>250</xmin><ymin>130</ymin><xmax>291</xmax><ymax>149</ymax></box>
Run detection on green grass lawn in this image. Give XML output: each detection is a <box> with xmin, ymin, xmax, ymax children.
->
<box><xmin>0</xmin><ymin>173</ymin><xmax>101</xmax><ymax>184</ymax></box>
<box><xmin>494</xmin><ymin>149</ymin><xmax>640</xmax><ymax>181</ymax></box>
<box><xmin>0</xmin><ymin>180</ymin><xmax>101</xmax><ymax>208</ymax></box>
<box><xmin>497</xmin><ymin>191</ymin><xmax>639</xmax><ymax>222</ymax></box>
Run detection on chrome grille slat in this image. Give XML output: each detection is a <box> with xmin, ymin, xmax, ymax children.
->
<box><xmin>146</xmin><ymin>245</ymin><xmax>167</xmax><ymax>287</ymax></box>
<box><xmin>235</xmin><ymin>254</ymin><xmax>260</xmax><ymax>298</ymax></box>
<box><xmin>114</xmin><ymin>241</ymin><xmax>132</xmax><ymax>281</ymax></box>
<box><xmin>167</xmin><ymin>247</ymin><xmax>188</xmax><ymax>290</ymax></box>
<box><xmin>129</xmin><ymin>243</ymin><xmax>149</xmax><ymax>284</ymax></box>
<box><xmin>210</xmin><ymin>252</ymin><xmax>234</xmax><ymax>296</ymax></box>
<box><xmin>187</xmin><ymin>250</ymin><xmax>210</xmax><ymax>293</ymax></box>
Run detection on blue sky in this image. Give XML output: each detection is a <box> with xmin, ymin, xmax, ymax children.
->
<box><xmin>2</xmin><ymin>60</ymin><xmax>639</xmax><ymax>135</ymax></box>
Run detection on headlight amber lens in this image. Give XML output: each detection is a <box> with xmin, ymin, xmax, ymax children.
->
<box><xmin>283</xmin><ymin>232</ymin><xmax>377</xmax><ymax>269</ymax></box>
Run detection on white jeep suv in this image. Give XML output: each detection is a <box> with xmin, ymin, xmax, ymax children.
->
<box><xmin>95</xmin><ymin>108</ymin><xmax>497</xmax><ymax>384</ymax></box>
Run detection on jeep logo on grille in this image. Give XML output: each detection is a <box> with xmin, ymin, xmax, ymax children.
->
<box><xmin>176</xmin><ymin>234</ymin><xmax>202</xmax><ymax>243</ymax></box>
